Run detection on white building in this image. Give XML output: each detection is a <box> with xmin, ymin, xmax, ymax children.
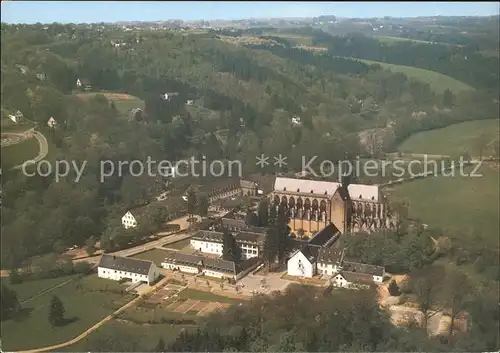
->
<box><xmin>287</xmin><ymin>245</ymin><xmax>319</xmax><ymax>278</ymax></box>
<box><xmin>97</xmin><ymin>254</ymin><xmax>160</xmax><ymax>285</ymax></box>
<box><xmin>190</xmin><ymin>229</ymin><xmax>265</xmax><ymax>260</ymax></box>
<box><xmin>341</xmin><ymin>261</ymin><xmax>385</xmax><ymax>284</ymax></box>
<box><xmin>190</xmin><ymin>231</ymin><xmax>223</xmax><ymax>257</ymax></box>
<box><xmin>286</xmin><ymin>223</ymin><xmax>385</xmax><ymax>284</ymax></box>
<box><xmin>161</xmin><ymin>250</ymin><xmax>238</xmax><ymax>280</ymax></box>
<box><xmin>47</xmin><ymin>117</ymin><xmax>57</xmax><ymax>128</ymax></box>
<box><xmin>330</xmin><ymin>270</ymin><xmax>382</xmax><ymax>290</ymax></box>
<box><xmin>121</xmin><ymin>211</ymin><xmax>138</xmax><ymax>229</ymax></box>
<box><xmin>317</xmin><ymin>247</ymin><xmax>344</xmax><ymax>276</ymax></box>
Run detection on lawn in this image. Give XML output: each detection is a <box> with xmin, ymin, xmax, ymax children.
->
<box><xmin>386</xmin><ymin>165</ymin><xmax>499</xmax><ymax>244</ymax></box>
<box><xmin>131</xmin><ymin>248</ymin><xmax>172</xmax><ymax>266</ymax></box>
<box><xmin>74</xmin><ymin>92</ymin><xmax>145</xmax><ymax>114</ymax></box>
<box><xmin>0</xmin><ymin>136</ymin><xmax>39</xmax><ymax>169</ymax></box>
<box><xmin>348</xmin><ymin>57</ymin><xmax>474</xmax><ymax>94</ymax></box>
<box><xmin>61</xmin><ymin>287</ymin><xmax>241</xmax><ymax>351</ymax></box>
<box><xmin>1</xmin><ymin>275</ymin><xmax>135</xmax><ymax>351</ymax></box>
<box><xmin>164</xmin><ymin>238</ymin><xmax>191</xmax><ymax>250</ymax></box>
<box><xmin>0</xmin><ymin>120</ymin><xmax>35</xmax><ymax>133</ymax></box>
<box><xmin>179</xmin><ymin>288</ymin><xmax>242</xmax><ymax>304</ymax></box>
<box><xmin>262</xmin><ymin>31</ymin><xmax>314</xmax><ymax>46</ymax></box>
<box><xmin>1</xmin><ymin>274</ymin><xmax>79</xmax><ymax>303</ymax></box>
<box><xmin>373</xmin><ymin>35</ymin><xmax>449</xmax><ymax>46</ymax></box>
<box><xmin>397</xmin><ymin>119</ymin><xmax>500</xmax><ymax>157</ymax></box>
<box><xmin>61</xmin><ymin>319</ymin><xmax>194</xmax><ymax>351</ymax></box>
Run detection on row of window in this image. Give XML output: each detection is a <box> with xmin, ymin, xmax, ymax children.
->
<box><xmin>101</xmin><ymin>270</ymin><xmax>146</xmax><ymax>278</ymax></box>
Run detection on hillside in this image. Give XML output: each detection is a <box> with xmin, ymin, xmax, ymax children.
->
<box><xmin>350</xmin><ymin>58</ymin><xmax>474</xmax><ymax>94</ymax></box>
<box><xmin>397</xmin><ymin>119</ymin><xmax>500</xmax><ymax>157</ymax></box>
<box><xmin>0</xmin><ymin>16</ymin><xmax>499</xmax><ymax>353</ymax></box>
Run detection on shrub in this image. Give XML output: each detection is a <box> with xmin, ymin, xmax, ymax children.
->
<box><xmin>388</xmin><ymin>280</ymin><xmax>401</xmax><ymax>296</ymax></box>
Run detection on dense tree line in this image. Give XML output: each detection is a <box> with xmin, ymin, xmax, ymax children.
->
<box><xmin>80</xmin><ymin>281</ymin><xmax>498</xmax><ymax>352</ymax></box>
<box><xmin>0</xmin><ymin>23</ymin><xmax>497</xmax><ymax>271</ymax></box>
<box><xmin>311</xmin><ymin>32</ymin><xmax>499</xmax><ymax>96</ymax></box>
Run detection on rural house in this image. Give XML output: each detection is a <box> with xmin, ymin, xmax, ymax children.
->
<box><xmin>47</xmin><ymin>117</ymin><xmax>57</xmax><ymax>128</ymax></box>
<box><xmin>161</xmin><ymin>250</ymin><xmax>238</xmax><ymax>280</ymax></box>
<box><xmin>121</xmin><ymin>211</ymin><xmax>138</xmax><ymax>229</ymax></box>
<box><xmin>190</xmin><ymin>229</ymin><xmax>265</xmax><ymax>260</ymax></box>
<box><xmin>76</xmin><ymin>77</ymin><xmax>92</xmax><ymax>91</ymax></box>
<box><xmin>97</xmin><ymin>254</ymin><xmax>160</xmax><ymax>285</ymax></box>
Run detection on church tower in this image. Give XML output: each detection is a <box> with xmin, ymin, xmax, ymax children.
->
<box><xmin>340</xmin><ymin>152</ymin><xmax>354</xmax><ymax>234</ymax></box>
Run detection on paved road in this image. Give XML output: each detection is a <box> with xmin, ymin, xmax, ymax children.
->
<box><xmin>73</xmin><ymin>231</ymin><xmax>194</xmax><ymax>265</ymax></box>
<box><xmin>2</xmin><ymin>128</ymin><xmax>49</xmax><ymax>170</ymax></box>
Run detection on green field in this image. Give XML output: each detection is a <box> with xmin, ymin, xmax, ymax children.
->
<box><xmin>262</xmin><ymin>31</ymin><xmax>314</xmax><ymax>46</ymax></box>
<box><xmin>62</xmin><ymin>320</ymin><xmax>193</xmax><ymax>352</ymax></box>
<box><xmin>1</xmin><ymin>275</ymin><xmax>134</xmax><ymax>351</ymax></box>
<box><xmin>131</xmin><ymin>248</ymin><xmax>172</xmax><ymax>266</ymax></box>
<box><xmin>1</xmin><ymin>120</ymin><xmax>35</xmax><ymax>133</ymax></box>
<box><xmin>0</xmin><ymin>136</ymin><xmax>39</xmax><ymax>169</ymax></box>
<box><xmin>1</xmin><ymin>274</ymin><xmax>79</xmax><ymax>303</ymax></box>
<box><xmin>64</xmin><ymin>287</ymin><xmax>240</xmax><ymax>351</ymax></box>
<box><xmin>350</xmin><ymin>57</ymin><xmax>474</xmax><ymax>94</ymax></box>
<box><xmin>179</xmin><ymin>288</ymin><xmax>242</xmax><ymax>304</ymax></box>
<box><xmin>75</xmin><ymin>92</ymin><xmax>145</xmax><ymax>115</ymax></box>
<box><xmin>373</xmin><ymin>35</ymin><xmax>450</xmax><ymax>46</ymax></box>
<box><xmin>386</xmin><ymin>165</ymin><xmax>499</xmax><ymax>244</ymax></box>
<box><xmin>164</xmin><ymin>239</ymin><xmax>191</xmax><ymax>250</ymax></box>
<box><xmin>374</xmin><ymin>35</ymin><xmax>436</xmax><ymax>45</ymax></box>
<box><xmin>397</xmin><ymin>119</ymin><xmax>500</xmax><ymax>156</ymax></box>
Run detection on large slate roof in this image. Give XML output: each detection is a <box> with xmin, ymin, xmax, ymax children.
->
<box><xmin>317</xmin><ymin>247</ymin><xmax>343</xmax><ymax>265</ymax></box>
<box><xmin>192</xmin><ymin>230</ymin><xmax>224</xmax><ymax>243</ymax></box>
<box><xmin>308</xmin><ymin>223</ymin><xmax>340</xmax><ymax>247</ymax></box>
<box><xmin>221</xmin><ymin>218</ymin><xmax>248</xmax><ymax>229</ymax></box>
<box><xmin>339</xmin><ymin>271</ymin><xmax>376</xmax><ymax>284</ymax></box>
<box><xmin>291</xmin><ymin>244</ymin><xmax>321</xmax><ymax>264</ymax></box>
<box><xmin>162</xmin><ymin>250</ymin><xmax>236</xmax><ymax>275</ymax></box>
<box><xmin>98</xmin><ymin>254</ymin><xmax>154</xmax><ymax>275</ymax></box>
<box><xmin>342</xmin><ymin>261</ymin><xmax>385</xmax><ymax>277</ymax></box>
<box><xmin>234</xmin><ymin>231</ymin><xmax>266</xmax><ymax>244</ymax></box>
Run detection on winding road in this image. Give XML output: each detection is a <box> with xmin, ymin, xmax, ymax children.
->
<box><xmin>1</xmin><ymin>128</ymin><xmax>49</xmax><ymax>170</ymax></box>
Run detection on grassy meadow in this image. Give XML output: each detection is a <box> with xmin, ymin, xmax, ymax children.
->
<box><xmin>386</xmin><ymin>164</ymin><xmax>499</xmax><ymax>245</ymax></box>
<box><xmin>131</xmin><ymin>248</ymin><xmax>173</xmax><ymax>266</ymax></box>
<box><xmin>397</xmin><ymin>119</ymin><xmax>500</xmax><ymax>157</ymax></box>
<box><xmin>0</xmin><ymin>136</ymin><xmax>39</xmax><ymax>169</ymax></box>
<box><xmin>75</xmin><ymin>92</ymin><xmax>145</xmax><ymax>114</ymax></box>
<box><xmin>1</xmin><ymin>274</ymin><xmax>79</xmax><ymax>303</ymax></box>
<box><xmin>62</xmin><ymin>320</ymin><xmax>193</xmax><ymax>352</ymax></box>
<box><xmin>351</xmin><ymin>57</ymin><xmax>474</xmax><ymax>94</ymax></box>
<box><xmin>1</xmin><ymin>275</ymin><xmax>134</xmax><ymax>351</ymax></box>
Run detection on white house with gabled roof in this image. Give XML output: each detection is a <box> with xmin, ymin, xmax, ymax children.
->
<box><xmin>47</xmin><ymin>117</ymin><xmax>57</xmax><ymax>128</ymax></box>
<box><xmin>121</xmin><ymin>211</ymin><xmax>138</xmax><ymax>229</ymax></box>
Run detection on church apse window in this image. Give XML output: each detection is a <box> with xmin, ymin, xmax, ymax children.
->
<box><xmin>297</xmin><ymin>198</ymin><xmax>303</xmax><ymax>218</ymax></box>
<box><xmin>364</xmin><ymin>204</ymin><xmax>372</xmax><ymax>218</ymax></box>
<box><xmin>304</xmin><ymin>198</ymin><xmax>311</xmax><ymax>219</ymax></box>
<box><xmin>356</xmin><ymin>203</ymin><xmax>363</xmax><ymax>217</ymax></box>
<box><xmin>312</xmin><ymin>199</ymin><xmax>319</xmax><ymax>221</ymax></box>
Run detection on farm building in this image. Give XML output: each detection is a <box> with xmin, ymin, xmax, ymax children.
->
<box><xmin>97</xmin><ymin>254</ymin><xmax>160</xmax><ymax>285</ymax></box>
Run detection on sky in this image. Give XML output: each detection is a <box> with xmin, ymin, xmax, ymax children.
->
<box><xmin>1</xmin><ymin>1</ymin><xmax>498</xmax><ymax>24</ymax></box>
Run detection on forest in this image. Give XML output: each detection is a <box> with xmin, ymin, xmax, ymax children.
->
<box><xmin>0</xmin><ymin>19</ymin><xmax>498</xmax><ymax>352</ymax></box>
<box><xmin>1</xmin><ymin>22</ymin><xmax>498</xmax><ymax>268</ymax></box>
